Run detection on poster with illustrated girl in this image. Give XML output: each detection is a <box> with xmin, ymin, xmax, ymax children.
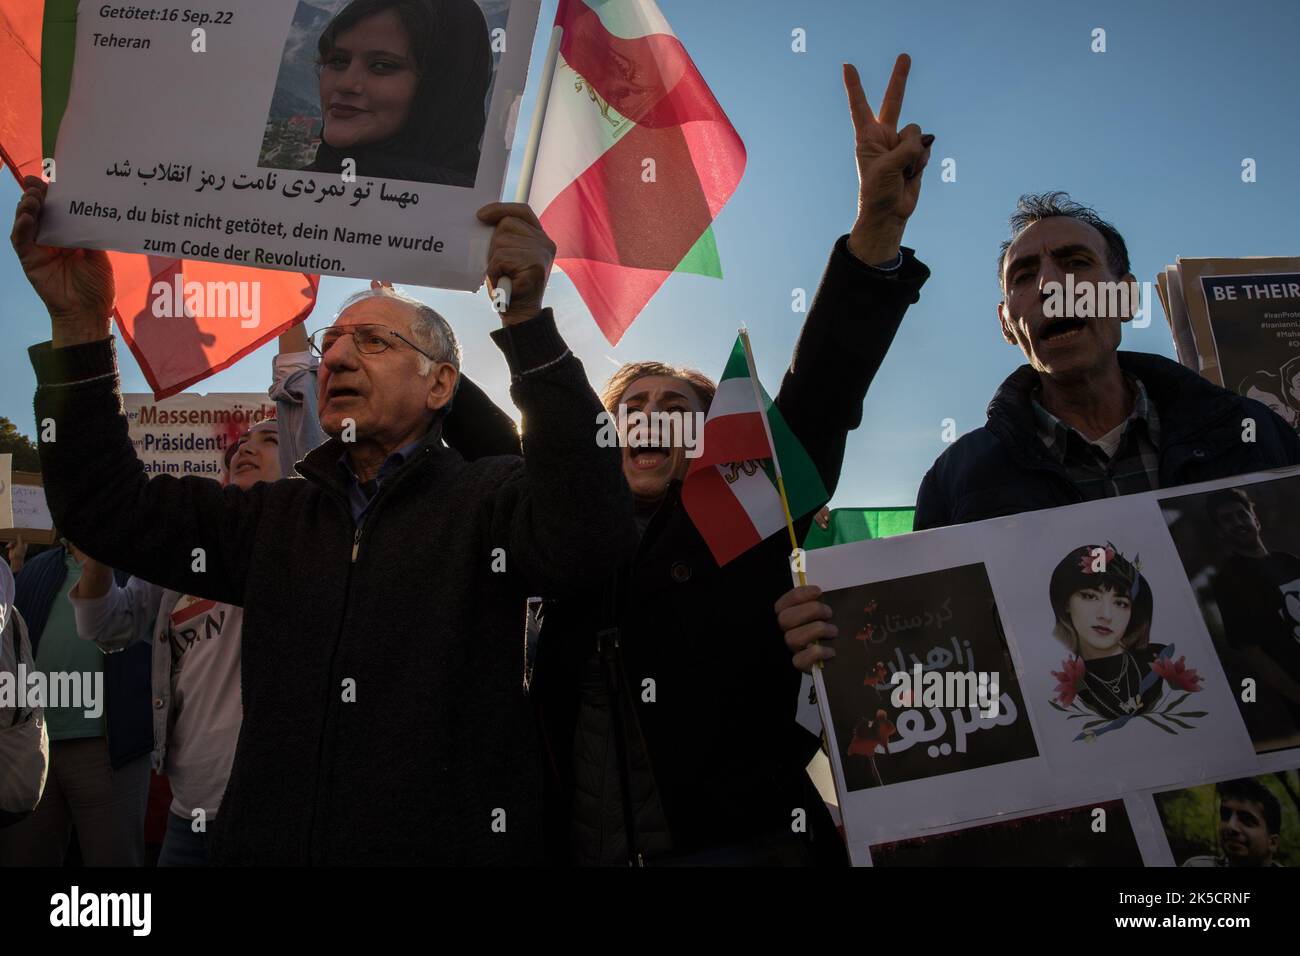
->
<box><xmin>986</xmin><ymin>492</ymin><xmax>1257</xmax><ymax>801</ymax></box>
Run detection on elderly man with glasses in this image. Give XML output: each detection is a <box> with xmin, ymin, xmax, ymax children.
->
<box><xmin>12</xmin><ymin>182</ymin><xmax>636</xmax><ymax>865</ymax></box>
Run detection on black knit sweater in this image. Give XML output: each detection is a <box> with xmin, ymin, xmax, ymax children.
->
<box><xmin>30</xmin><ymin>310</ymin><xmax>636</xmax><ymax>865</ymax></box>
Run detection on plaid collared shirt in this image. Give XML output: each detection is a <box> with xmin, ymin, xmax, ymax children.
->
<box><xmin>1031</xmin><ymin>376</ymin><xmax>1162</xmax><ymax>501</ymax></box>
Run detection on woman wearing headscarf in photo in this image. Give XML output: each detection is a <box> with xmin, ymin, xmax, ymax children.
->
<box><xmin>306</xmin><ymin>0</ymin><xmax>492</xmax><ymax>186</ymax></box>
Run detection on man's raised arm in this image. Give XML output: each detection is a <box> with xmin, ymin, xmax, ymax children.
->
<box><xmin>475</xmin><ymin>203</ymin><xmax>637</xmax><ymax>598</ymax></box>
<box><xmin>14</xmin><ymin>176</ymin><xmax>266</xmax><ymax>605</ymax></box>
<box><xmin>777</xmin><ymin>55</ymin><xmax>933</xmax><ymax>502</ymax></box>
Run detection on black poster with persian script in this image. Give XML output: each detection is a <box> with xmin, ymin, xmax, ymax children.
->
<box><xmin>820</xmin><ymin>563</ymin><xmax>1039</xmax><ymax>793</ymax></box>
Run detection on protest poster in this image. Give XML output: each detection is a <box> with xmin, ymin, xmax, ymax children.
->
<box><xmin>1197</xmin><ymin>269</ymin><xmax>1300</xmax><ymax>432</ymax></box>
<box><xmin>1158</xmin><ymin>473</ymin><xmax>1300</xmax><ymax>754</ymax></box>
<box><xmin>36</xmin><ymin>0</ymin><xmax>541</xmax><ymax>290</ymax></box>
<box><xmin>123</xmin><ymin>392</ymin><xmax>277</xmax><ymax>481</ymax></box>
<box><xmin>803</xmin><ymin>466</ymin><xmax>1298</xmax><ymax>858</ymax></box>
<box><xmin>1149</xmin><ymin>767</ymin><xmax>1300</xmax><ymax>868</ymax></box>
<box><xmin>866</xmin><ymin>800</ymin><xmax>1145</xmax><ymax>867</ymax></box>
<box><xmin>0</xmin><ymin>454</ymin><xmax>10</xmax><ymax>530</ymax></box>
<box><xmin>0</xmin><ymin>467</ymin><xmax>58</xmax><ymax>546</ymax></box>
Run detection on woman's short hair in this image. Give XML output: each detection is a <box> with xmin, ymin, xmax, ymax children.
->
<box><xmin>1048</xmin><ymin>543</ymin><xmax>1153</xmax><ymax>653</ymax></box>
<box><xmin>600</xmin><ymin>361</ymin><xmax>717</xmax><ymax>416</ymax></box>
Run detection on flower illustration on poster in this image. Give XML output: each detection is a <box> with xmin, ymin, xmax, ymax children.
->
<box><xmin>1046</xmin><ymin>542</ymin><xmax>1208</xmax><ymax>740</ymax></box>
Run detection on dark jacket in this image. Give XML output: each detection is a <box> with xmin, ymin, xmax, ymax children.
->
<box><xmin>915</xmin><ymin>350</ymin><xmax>1300</xmax><ymax>530</ymax></box>
<box><xmin>13</xmin><ymin>546</ymin><xmax>150</xmax><ymax>770</ymax></box>
<box><xmin>534</xmin><ymin>238</ymin><xmax>929</xmax><ymax>864</ymax></box>
<box><xmin>30</xmin><ymin>311</ymin><xmax>636</xmax><ymax>865</ymax></box>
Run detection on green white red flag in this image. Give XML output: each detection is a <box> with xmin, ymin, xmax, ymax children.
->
<box><xmin>527</xmin><ymin>0</ymin><xmax>746</xmax><ymax>344</ymax></box>
<box><xmin>682</xmin><ymin>335</ymin><xmax>827</xmax><ymax>565</ymax></box>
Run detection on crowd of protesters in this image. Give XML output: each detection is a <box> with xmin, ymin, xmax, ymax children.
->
<box><xmin>3</xmin><ymin>54</ymin><xmax>1297</xmax><ymax>867</ymax></box>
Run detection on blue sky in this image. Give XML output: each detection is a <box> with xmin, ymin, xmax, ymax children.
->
<box><xmin>3</xmin><ymin>0</ymin><xmax>1298</xmax><ymax>508</ymax></box>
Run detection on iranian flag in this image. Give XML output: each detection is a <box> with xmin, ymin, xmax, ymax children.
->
<box><xmin>682</xmin><ymin>335</ymin><xmax>827</xmax><ymax>566</ymax></box>
<box><xmin>0</xmin><ymin>0</ymin><xmax>318</xmax><ymax>400</ymax></box>
<box><xmin>527</xmin><ymin>0</ymin><xmax>746</xmax><ymax>345</ymax></box>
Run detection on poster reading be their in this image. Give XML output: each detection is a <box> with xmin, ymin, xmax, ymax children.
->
<box><xmin>38</xmin><ymin>0</ymin><xmax>541</xmax><ymax>290</ymax></box>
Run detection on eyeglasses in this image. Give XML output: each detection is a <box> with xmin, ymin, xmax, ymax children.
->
<box><xmin>308</xmin><ymin>324</ymin><xmax>437</xmax><ymax>362</ymax></box>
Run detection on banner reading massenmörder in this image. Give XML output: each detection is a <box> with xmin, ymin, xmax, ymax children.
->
<box><xmin>38</xmin><ymin>0</ymin><xmax>540</xmax><ymax>290</ymax></box>
<box><xmin>123</xmin><ymin>392</ymin><xmax>276</xmax><ymax>480</ymax></box>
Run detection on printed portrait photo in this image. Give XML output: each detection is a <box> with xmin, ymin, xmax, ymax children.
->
<box><xmin>1237</xmin><ymin>369</ymin><xmax>1299</xmax><ymax>431</ymax></box>
<box><xmin>868</xmin><ymin>800</ymin><xmax>1143</xmax><ymax>867</ymax></box>
<box><xmin>1159</xmin><ymin>475</ymin><xmax>1300</xmax><ymax>753</ymax></box>
<box><xmin>1154</xmin><ymin>770</ymin><xmax>1300</xmax><ymax>868</ymax></box>
<box><xmin>819</xmin><ymin>563</ymin><xmax>1038</xmax><ymax>793</ymax></box>
<box><xmin>259</xmin><ymin>0</ymin><xmax>511</xmax><ymax>186</ymax></box>
<box><xmin>1045</xmin><ymin>542</ymin><xmax>1208</xmax><ymax>742</ymax></box>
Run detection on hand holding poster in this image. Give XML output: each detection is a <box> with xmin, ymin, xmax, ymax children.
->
<box><xmin>37</xmin><ymin>0</ymin><xmax>541</xmax><ymax>290</ymax></box>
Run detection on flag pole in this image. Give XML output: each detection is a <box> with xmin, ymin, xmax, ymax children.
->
<box><xmin>515</xmin><ymin>24</ymin><xmax>563</xmax><ymax>204</ymax></box>
<box><xmin>495</xmin><ymin>23</ymin><xmax>563</xmax><ymax>309</ymax></box>
<box><xmin>737</xmin><ymin>326</ymin><xmax>806</xmax><ymax>588</ymax></box>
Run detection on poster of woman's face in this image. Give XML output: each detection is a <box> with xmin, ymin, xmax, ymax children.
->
<box><xmin>259</xmin><ymin>0</ymin><xmax>510</xmax><ymax>187</ymax></box>
<box><xmin>1043</xmin><ymin>542</ymin><xmax>1211</xmax><ymax>740</ymax></box>
<box><xmin>980</xmin><ymin>491</ymin><xmax>1256</xmax><ymax>794</ymax></box>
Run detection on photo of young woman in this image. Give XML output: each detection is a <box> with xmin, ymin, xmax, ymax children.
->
<box><xmin>1046</xmin><ymin>543</ymin><xmax>1206</xmax><ymax>737</ymax></box>
<box><xmin>304</xmin><ymin>0</ymin><xmax>493</xmax><ymax>186</ymax></box>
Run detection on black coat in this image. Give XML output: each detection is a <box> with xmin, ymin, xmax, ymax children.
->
<box><xmin>30</xmin><ymin>312</ymin><xmax>636</xmax><ymax>865</ymax></box>
<box><xmin>533</xmin><ymin>238</ymin><xmax>929</xmax><ymax>864</ymax></box>
<box><xmin>915</xmin><ymin>350</ymin><xmax>1300</xmax><ymax>530</ymax></box>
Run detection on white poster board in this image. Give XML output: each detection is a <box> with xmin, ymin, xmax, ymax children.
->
<box><xmin>803</xmin><ymin>466</ymin><xmax>1300</xmax><ymax>864</ymax></box>
<box><xmin>38</xmin><ymin>0</ymin><xmax>541</xmax><ymax>290</ymax></box>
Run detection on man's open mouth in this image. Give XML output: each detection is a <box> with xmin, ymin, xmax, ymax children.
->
<box><xmin>327</xmin><ymin>386</ymin><xmax>362</xmax><ymax>401</ymax></box>
<box><xmin>1039</xmin><ymin>317</ymin><xmax>1087</xmax><ymax>342</ymax></box>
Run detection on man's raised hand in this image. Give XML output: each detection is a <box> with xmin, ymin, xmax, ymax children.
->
<box><xmin>476</xmin><ymin>202</ymin><xmax>555</xmax><ymax>327</ymax></box>
<box><xmin>10</xmin><ymin>176</ymin><xmax>115</xmax><ymax>347</ymax></box>
<box><xmin>844</xmin><ymin>55</ymin><xmax>934</xmax><ymax>266</ymax></box>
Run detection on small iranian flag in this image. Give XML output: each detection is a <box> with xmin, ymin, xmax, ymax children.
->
<box><xmin>527</xmin><ymin>0</ymin><xmax>746</xmax><ymax>345</ymax></box>
<box><xmin>682</xmin><ymin>334</ymin><xmax>827</xmax><ymax>566</ymax></box>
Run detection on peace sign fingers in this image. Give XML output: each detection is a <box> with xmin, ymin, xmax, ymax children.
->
<box><xmin>877</xmin><ymin>53</ymin><xmax>912</xmax><ymax>132</ymax></box>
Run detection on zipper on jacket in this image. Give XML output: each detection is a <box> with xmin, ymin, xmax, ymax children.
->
<box><xmin>351</xmin><ymin>527</ymin><xmax>362</xmax><ymax>563</ymax></box>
